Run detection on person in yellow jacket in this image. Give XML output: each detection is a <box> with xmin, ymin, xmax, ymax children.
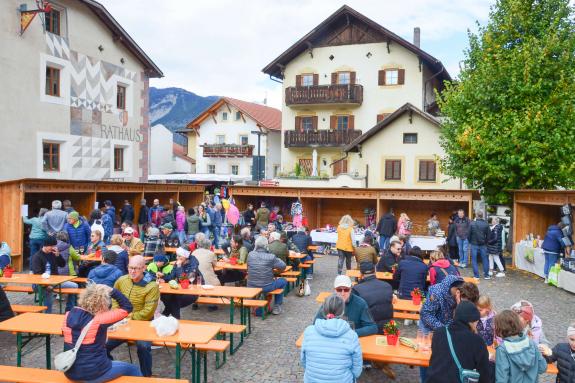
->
<box><xmin>107</xmin><ymin>255</ymin><xmax>159</xmax><ymax>377</ymax></box>
<box><xmin>336</xmin><ymin>215</ymin><xmax>356</xmax><ymax>275</ymax></box>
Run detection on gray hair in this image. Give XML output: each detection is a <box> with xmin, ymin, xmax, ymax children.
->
<box><xmin>147</xmin><ymin>227</ymin><xmax>160</xmax><ymax>237</ymax></box>
<box><xmin>322</xmin><ymin>294</ymin><xmax>345</xmax><ymax>319</ymax></box>
<box><xmin>52</xmin><ymin>200</ymin><xmax>62</xmax><ymax>209</ymax></box>
<box><xmin>476</xmin><ymin>210</ymin><xmax>484</xmax><ymax>219</ymax></box>
<box><xmin>141</xmin><ymin>199</ymin><xmax>147</xmax><ymax>205</ymax></box>
<box><xmin>55</xmin><ymin>231</ymin><xmax>69</xmax><ymax>243</ymax></box>
<box><xmin>195</xmin><ymin>232</ymin><xmax>206</xmax><ymax>243</ymax></box>
<box><xmin>199</xmin><ymin>238</ymin><xmax>212</xmax><ymax>249</ymax></box>
<box><xmin>269</xmin><ymin>231</ymin><xmax>281</xmax><ymax>242</ymax></box>
<box><xmin>38</xmin><ymin>208</ymin><xmax>49</xmax><ymax>218</ymax></box>
<box><xmin>254</xmin><ymin>236</ymin><xmax>268</xmax><ymax>250</ymax></box>
<box><xmin>240</xmin><ymin>227</ymin><xmax>251</xmax><ymax>239</ymax></box>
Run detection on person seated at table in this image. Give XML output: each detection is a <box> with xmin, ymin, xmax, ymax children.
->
<box><xmin>64</xmin><ymin>211</ymin><xmax>91</xmax><ymax>251</ymax></box>
<box><xmin>266</xmin><ymin>222</ymin><xmax>277</xmax><ymax>234</ymax></box>
<box><xmin>354</xmin><ymin>233</ymin><xmax>378</xmax><ymax>268</ymax></box>
<box><xmin>268</xmin><ymin>231</ymin><xmax>288</xmax><ymax>263</ymax></box>
<box><xmin>302</xmin><ymin>294</ymin><xmax>363</xmax><ymax>383</ymax></box>
<box><xmin>143</xmin><ymin>226</ymin><xmax>163</xmax><ymax>258</ymax></box>
<box><xmin>121</xmin><ymin>220</ymin><xmax>139</xmax><ymax>239</ymax></box>
<box><xmin>107</xmin><ymin>255</ymin><xmax>158</xmax><ymax>377</ymax></box>
<box><xmin>540</xmin><ymin>322</ymin><xmax>575</xmax><ymax>383</ymax></box>
<box><xmin>428</xmin><ymin>249</ymin><xmax>460</xmax><ymax>285</ymax></box>
<box><xmin>160</xmin><ymin>222</ymin><xmax>180</xmax><ymax>248</ymax></box>
<box><xmin>511</xmin><ymin>300</ymin><xmax>547</xmax><ymax>345</ymax></box>
<box><xmin>192</xmin><ymin>238</ymin><xmax>220</xmax><ymax>311</ymax></box>
<box><xmin>394</xmin><ymin>246</ymin><xmax>428</xmax><ymax>300</ymax></box>
<box><xmin>87</xmin><ymin>230</ymin><xmax>107</xmax><ymax>254</ymax></box>
<box><xmin>376</xmin><ymin>240</ymin><xmax>401</xmax><ymax>273</ymax></box>
<box><xmin>122</xmin><ymin>226</ymin><xmax>144</xmax><ymax>257</ymax></box>
<box><xmin>161</xmin><ymin>247</ymin><xmax>201</xmax><ymax>318</ymax></box>
<box><xmin>398</xmin><ymin>235</ymin><xmax>411</xmax><ymax>258</ymax></box>
<box><xmin>426</xmin><ymin>301</ymin><xmax>492</xmax><ymax>383</ymax></box>
<box><xmin>107</xmin><ymin>234</ymin><xmax>129</xmax><ymax>274</ymax></box>
<box><xmin>0</xmin><ymin>285</ymin><xmax>15</xmax><ymax>322</ymax></box>
<box><xmin>63</xmin><ymin>283</ymin><xmax>141</xmax><ymax>382</ymax></box>
<box><xmin>146</xmin><ymin>253</ymin><xmax>173</xmax><ymax>281</ymax></box>
<box><xmin>217</xmin><ymin>235</ymin><xmax>248</xmax><ymax>285</ymax></box>
<box><xmin>88</xmin><ymin>250</ymin><xmax>123</xmax><ymax>288</ymax></box>
<box><xmin>240</xmin><ymin>227</ymin><xmax>254</xmax><ymax>252</ymax></box>
<box><xmin>315</xmin><ymin>275</ymin><xmax>378</xmax><ymax>337</ymax></box>
<box><xmin>54</xmin><ymin>232</ymin><xmax>80</xmax><ymax>311</ymax></box>
<box><xmin>275</xmin><ymin>215</ymin><xmax>284</xmax><ymax>232</ymax></box>
<box><xmin>352</xmin><ymin>262</ymin><xmax>394</xmax><ymax>333</ymax></box>
<box><xmin>247</xmin><ymin>236</ymin><xmax>287</xmax><ymax>315</ymax></box>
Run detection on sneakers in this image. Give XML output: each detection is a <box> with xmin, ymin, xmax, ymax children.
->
<box><xmin>272</xmin><ymin>305</ymin><xmax>282</xmax><ymax>315</ymax></box>
<box><xmin>484</xmin><ymin>276</ymin><xmax>491</xmax><ymax>280</ymax></box>
<box><xmin>496</xmin><ymin>272</ymin><xmax>505</xmax><ymax>278</ymax></box>
<box><xmin>404</xmin><ymin>319</ymin><xmax>413</xmax><ymax>326</ymax></box>
<box><xmin>459</xmin><ymin>264</ymin><xmax>467</xmax><ymax>268</ymax></box>
<box><xmin>488</xmin><ymin>270</ymin><xmax>494</xmax><ymax>277</ymax></box>
<box><xmin>544</xmin><ymin>277</ymin><xmax>549</xmax><ymax>284</ymax></box>
<box><xmin>306</xmin><ymin>274</ymin><xmax>314</xmax><ymax>280</ymax></box>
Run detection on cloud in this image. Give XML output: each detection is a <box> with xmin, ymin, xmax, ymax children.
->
<box><xmin>98</xmin><ymin>0</ymin><xmax>493</xmax><ymax>109</ymax></box>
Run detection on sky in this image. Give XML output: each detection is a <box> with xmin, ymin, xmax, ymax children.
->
<box><xmin>98</xmin><ymin>0</ymin><xmax>495</xmax><ymax>109</ymax></box>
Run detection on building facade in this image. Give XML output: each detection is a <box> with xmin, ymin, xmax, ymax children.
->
<box><xmin>0</xmin><ymin>0</ymin><xmax>162</xmax><ymax>182</ymax></box>
<box><xmin>149</xmin><ymin>124</ymin><xmax>194</xmax><ymax>175</ymax></box>
<box><xmin>263</xmin><ymin>5</ymin><xmax>460</xmax><ymax>189</ymax></box>
<box><xmin>183</xmin><ymin>97</ymin><xmax>281</xmax><ymax>181</ymax></box>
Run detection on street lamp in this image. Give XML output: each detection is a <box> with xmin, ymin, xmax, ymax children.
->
<box><xmin>251</xmin><ymin>130</ymin><xmax>267</xmax><ymax>182</ymax></box>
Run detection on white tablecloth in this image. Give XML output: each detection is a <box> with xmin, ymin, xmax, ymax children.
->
<box><xmin>409</xmin><ymin>236</ymin><xmax>446</xmax><ymax>251</ymax></box>
<box><xmin>558</xmin><ymin>269</ymin><xmax>575</xmax><ymax>293</ymax></box>
<box><xmin>310</xmin><ymin>230</ymin><xmax>364</xmax><ymax>245</ymax></box>
<box><xmin>514</xmin><ymin>242</ymin><xmax>546</xmax><ymax>278</ymax></box>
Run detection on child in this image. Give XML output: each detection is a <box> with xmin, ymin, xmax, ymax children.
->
<box><xmin>494</xmin><ymin>310</ymin><xmax>547</xmax><ymax>382</ymax></box>
<box><xmin>146</xmin><ymin>254</ymin><xmax>173</xmax><ymax>281</ymax></box>
<box><xmin>539</xmin><ymin>323</ymin><xmax>575</xmax><ymax>383</ymax></box>
<box><xmin>476</xmin><ymin>295</ymin><xmax>495</xmax><ymax>346</ymax></box>
<box><xmin>511</xmin><ymin>300</ymin><xmax>547</xmax><ymax>344</ymax></box>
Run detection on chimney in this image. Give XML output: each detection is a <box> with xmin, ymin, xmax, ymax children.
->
<box><xmin>413</xmin><ymin>27</ymin><xmax>421</xmax><ymax>48</ymax></box>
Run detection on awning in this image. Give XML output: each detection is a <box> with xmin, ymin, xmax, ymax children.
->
<box><xmin>147</xmin><ymin>173</ymin><xmax>252</xmax><ymax>182</ymax></box>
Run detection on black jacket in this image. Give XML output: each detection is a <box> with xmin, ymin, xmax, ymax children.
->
<box><xmin>394</xmin><ymin>255</ymin><xmax>428</xmax><ymax>299</ymax></box>
<box><xmin>454</xmin><ymin>216</ymin><xmax>471</xmax><ymax>240</ymax></box>
<box><xmin>0</xmin><ymin>286</ymin><xmax>15</xmax><ymax>322</ymax></box>
<box><xmin>352</xmin><ymin>275</ymin><xmax>393</xmax><ymax>333</ymax></box>
<box><xmin>447</xmin><ymin>222</ymin><xmax>458</xmax><ymax>247</ymax></box>
<box><xmin>487</xmin><ymin>224</ymin><xmax>503</xmax><ymax>254</ymax></box>
<box><xmin>243</xmin><ymin>209</ymin><xmax>256</xmax><ymax>226</ymax></box>
<box><xmin>376</xmin><ymin>249</ymin><xmax>397</xmax><ymax>272</ymax></box>
<box><xmin>31</xmin><ymin>250</ymin><xmax>66</xmax><ymax>275</ymax></box>
<box><xmin>376</xmin><ymin>214</ymin><xmax>397</xmax><ymax>237</ymax></box>
<box><xmin>545</xmin><ymin>343</ymin><xmax>575</xmax><ymax>383</ymax></box>
<box><xmin>138</xmin><ymin>206</ymin><xmax>149</xmax><ymax>225</ymax></box>
<box><xmin>469</xmin><ymin>219</ymin><xmax>490</xmax><ymax>246</ymax></box>
<box><xmin>120</xmin><ymin>204</ymin><xmax>135</xmax><ymax>222</ymax></box>
<box><xmin>426</xmin><ymin>321</ymin><xmax>492</xmax><ymax>383</ymax></box>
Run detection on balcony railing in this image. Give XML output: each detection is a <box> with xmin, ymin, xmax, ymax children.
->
<box><xmin>202</xmin><ymin>144</ymin><xmax>254</xmax><ymax>158</ymax></box>
<box><xmin>284</xmin><ymin>129</ymin><xmax>362</xmax><ymax>148</ymax></box>
<box><xmin>285</xmin><ymin>84</ymin><xmax>363</xmax><ymax>106</ymax></box>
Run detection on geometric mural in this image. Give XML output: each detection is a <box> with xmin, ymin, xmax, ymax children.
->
<box><xmin>70</xmin><ymin>135</ymin><xmax>112</xmax><ymax>179</ymax></box>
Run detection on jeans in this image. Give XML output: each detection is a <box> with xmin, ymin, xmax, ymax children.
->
<box><xmin>337</xmin><ymin>250</ymin><xmax>353</xmax><ymax>275</ymax></box>
<box><xmin>249</xmin><ymin>278</ymin><xmax>287</xmax><ymax>316</ymax></box>
<box><xmin>417</xmin><ymin>320</ymin><xmax>430</xmax><ymax>382</ymax></box>
<box><xmin>543</xmin><ymin>251</ymin><xmax>559</xmax><ymax>277</ymax></box>
<box><xmin>107</xmin><ymin>339</ymin><xmax>152</xmax><ymax>377</ymax></box>
<box><xmin>302</xmin><ymin>254</ymin><xmax>314</xmax><ymax>275</ymax></box>
<box><xmin>177</xmin><ymin>230</ymin><xmax>186</xmax><ymax>245</ymax></box>
<box><xmin>213</xmin><ymin>225</ymin><xmax>221</xmax><ymax>248</ymax></box>
<box><xmin>378</xmin><ymin>235</ymin><xmax>390</xmax><ymax>252</ymax></box>
<box><xmin>44</xmin><ymin>281</ymin><xmax>78</xmax><ymax>313</ymax></box>
<box><xmin>29</xmin><ymin>239</ymin><xmax>44</xmax><ymax>260</ymax></box>
<box><xmin>457</xmin><ymin>238</ymin><xmax>469</xmax><ymax>265</ymax></box>
<box><xmin>471</xmin><ymin>244</ymin><xmax>489</xmax><ymax>278</ymax></box>
<box><xmin>85</xmin><ymin>361</ymin><xmax>142</xmax><ymax>383</ymax></box>
<box><xmin>187</xmin><ymin>233</ymin><xmax>198</xmax><ymax>243</ymax></box>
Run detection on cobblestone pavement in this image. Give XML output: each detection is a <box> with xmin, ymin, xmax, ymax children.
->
<box><xmin>2</xmin><ymin>255</ymin><xmax>574</xmax><ymax>382</ymax></box>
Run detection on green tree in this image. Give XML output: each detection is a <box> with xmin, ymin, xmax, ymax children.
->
<box><xmin>438</xmin><ymin>0</ymin><xmax>575</xmax><ymax>204</ymax></box>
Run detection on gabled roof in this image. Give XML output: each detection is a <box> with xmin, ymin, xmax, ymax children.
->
<box><xmin>262</xmin><ymin>5</ymin><xmax>450</xmax><ymax>83</ymax></box>
<box><xmin>78</xmin><ymin>0</ymin><xmax>163</xmax><ymax>78</ymax></box>
<box><xmin>185</xmin><ymin>97</ymin><xmax>281</xmax><ymax>132</ymax></box>
<box><xmin>173</xmin><ymin>143</ymin><xmax>195</xmax><ymax>164</ymax></box>
<box><xmin>344</xmin><ymin>103</ymin><xmax>440</xmax><ymax>152</ymax></box>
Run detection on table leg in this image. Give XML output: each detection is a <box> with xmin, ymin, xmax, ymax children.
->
<box><xmin>37</xmin><ymin>286</ymin><xmax>45</xmax><ymax>306</ymax></box>
<box><xmin>58</xmin><ymin>284</ymin><xmax>63</xmax><ymax>314</ymax></box>
<box><xmin>17</xmin><ymin>332</ymin><xmax>22</xmax><ymax>367</ymax></box>
<box><xmin>175</xmin><ymin>344</ymin><xmax>181</xmax><ymax>379</ymax></box>
<box><xmin>239</xmin><ymin>298</ymin><xmax>245</xmax><ymax>343</ymax></box>
<box><xmin>195</xmin><ymin>346</ymin><xmax>200</xmax><ymax>383</ymax></box>
<box><xmin>203</xmin><ymin>350</ymin><xmax>207</xmax><ymax>383</ymax></box>
<box><xmin>46</xmin><ymin>335</ymin><xmax>51</xmax><ymax>369</ymax></box>
<box><xmin>191</xmin><ymin>346</ymin><xmax>197</xmax><ymax>383</ymax></box>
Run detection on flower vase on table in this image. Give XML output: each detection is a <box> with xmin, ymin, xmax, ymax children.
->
<box><xmin>411</xmin><ymin>288</ymin><xmax>423</xmax><ymax>305</ymax></box>
<box><xmin>2</xmin><ymin>265</ymin><xmax>14</xmax><ymax>278</ymax></box>
<box><xmin>179</xmin><ymin>278</ymin><xmax>190</xmax><ymax>289</ymax></box>
<box><xmin>383</xmin><ymin>320</ymin><xmax>400</xmax><ymax>345</ymax></box>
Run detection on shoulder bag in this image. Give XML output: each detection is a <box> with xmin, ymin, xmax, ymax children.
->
<box><xmin>54</xmin><ymin>319</ymin><xmax>94</xmax><ymax>372</ymax></box>
<box><xmin>446</xmin><ymin>327</ymin><xmax>480</xmax><ymax>383</ymax></box>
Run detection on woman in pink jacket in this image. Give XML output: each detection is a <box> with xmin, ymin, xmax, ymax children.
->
<box><xmin>397</xmin><ymin>213</ymin><xmax>412</xmax><ymax>237</ymax></box>
<box><xmin>175</xmin><ymin>205</ymin><xmax>186</xmax><ymax>245</ymax></box>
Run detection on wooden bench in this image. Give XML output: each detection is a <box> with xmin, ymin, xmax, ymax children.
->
<box><xmin>58</xmin><ymin>288</ymin><xmax>85</xmax><ymax>295</ymax></box>
<box><xmin>195</xmin><ymin>296</ymin><xmax>267</xmax><ymax>332</ymax></box>
<box><xmin>0</xmin><ymin>365</ymin><xmax>187</xmax><ymax>383</ymax></box>
<box><xmin>71</xmin><ymin>277</ymin><xmax>88</xmax><ymax>283</ymax></box>
<box><xmin>11</xmin><ymin>305</ymin><xmax>47</xmax><ymax>314</ymax></box>
<box><xmin>304</xmin><ymin>260</ymin><xmax>316</xmax><ymax>264</ymax></box>
<box><xmin>393</xmin><ymin>312</ymin><xmax>420</xmax><ymax>321</ymax></box>
<box><xmin>2</xmin><ymin>285</ymin><xmax>34</xmax><ymax>293</ymax></box>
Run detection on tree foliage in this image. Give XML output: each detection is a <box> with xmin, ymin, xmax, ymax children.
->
<box><xmin>438</xmin><ymin>0</ymin><xmax>575</xmax><ymax>204</ymax></box>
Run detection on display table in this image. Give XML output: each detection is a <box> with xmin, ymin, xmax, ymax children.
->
<box><xmin>409</xmin><ymin>236</ymin><xmax>446</xmax><ymax>251</ymax></box>
<box><xmin>558</xmin><ymin>270</ymin><xmax>575</xmax><ymax>294</ymax></box>
<box><xmin>310</xmin><ymin>230</ymin><xmax>364</xmax><ymax>245</ymax></box>
<box><xmin>514</xmin><ymin>242</ymin><xmax>546</xmax><ymax>278</ymax></box>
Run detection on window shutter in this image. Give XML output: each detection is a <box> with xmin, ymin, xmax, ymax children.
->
<box><xmin>378</xmin><ymin>70</ymin><xmax>386</xmax><ymax>86</ymax></box>
<box><xmin>395</xmin><ymin>161</ymin><xmax>402</xmax><ymax>179</ymax></box>
<box><xmin>398</xmin><ymin>69</ymin><xmax>405</xmax><ymax>85</ymax></box>
<box><xmin>330</xmin><ymin>115</ymin><xmax>337</xmax><ymax>130</ymax></box>
<box><xmin>331</xmin><ymin>72</ymin><xmax>338</xmax><ymax>85</ymax></box>
<box><xmin>313</xmin><ymin>74</ymin><xmax>319</xmax><ymax>86</ymax></box>
<box><xmin>419</xmin><ymin>161</ymin><xmax>426</xmax><ymax>181</ymax></box>
<box><xmin>385</xmin><ymin>160</ymin><xmax>392</xmax><ymax>179</ymax></box>
<box><xmin>295</xmin><ymin>75</ymin><xmax>302</xmax><ymax>87</ymax></box>
<box><xmin>343</xmin><ymin>159</ymin><xmax>348</xmax><ymax>173</ymax></box>
<box><xmin>431</xmin><ymin>162</ymin><xmax>436</xmax><ymax>180</ymax></box>
<box><xmin>312</xmin><ymin>116</ymin><xmax>318</xmax><ymax>130</ymax></box>
<box><xmin>348</xmin><ymin>115</ymin><xmax>355</xmax><ymax>130</ymax></box>
<box><xmin>295</xmin><ymin>116</ymin><xmax>302</xmax><ymax>132</ymax></box>
<box><xmin>377</xmin><ymin>114</ymin><xmax>384</xmax><ymax>123</ymax></box>
<box><xmin>350</xmin><ymin>71</ymin><xmax>356</xmax><ymax>85</ymax></box>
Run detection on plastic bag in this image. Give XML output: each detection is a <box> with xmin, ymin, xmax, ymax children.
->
<box><xmin>548</xmin><ymin>264</ymin><xmax>560</xmax><ymax>287</ymax></box>
<box><xmin>524</xmin><ymin>248</ymin><xmax>535</xmax><ymax>263</ymax></box>
<box><xmin>151</xmin><ymin>315</ymin><xmax>179</xmax><ymax>337</ymax></box>
<box><xmin>304</xmin><ymin>280</ymin><xmax>311</xmax><ymax>296</ymax></box>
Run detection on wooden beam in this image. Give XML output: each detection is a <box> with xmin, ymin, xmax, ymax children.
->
<box><xmin>211</xmin><ymin>112</ymin><xmax>217</xmax><ymax>124</ymax></box>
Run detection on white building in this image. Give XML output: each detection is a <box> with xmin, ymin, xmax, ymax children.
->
<box><xmin>262</xmin><ymin>5</ymin><xmax>461</xmax><ymax>189</ymax></box>
<box><xmin>0</xmin><ymin>0</ymin><xmax>162</xmax><ymax>181</ymax></box>
<box><xmin>149</xmin><ymin>124</ymin><xmax>194</xmax><ymax>175</ymax></box>
<box><xmin>182</xmin><ymin>97</ymin><xmax>281</xmax><ymax>181</ymax></box>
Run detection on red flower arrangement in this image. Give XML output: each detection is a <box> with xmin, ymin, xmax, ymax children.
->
<box><xmin>411</xmin><ymin>288</ymin><xmax>423</xmax><ymax>305</ymax></box>
<box><xmin>383</xmin><ymin>320</ymin><xmax>400</xmax><ymax>345</ymax></box>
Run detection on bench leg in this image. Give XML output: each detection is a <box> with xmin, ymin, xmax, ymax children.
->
<box><xmin>45</xmin><ymin>335</ymin><xmax>51</xmax><ymax>370</ymax></box>
<box><xmin>16</xmin><ymin>333</ymin><xmax>22</xmax><ymax>367</ymax></box>
<box><xmin>175</xmin><ymin>344</ymin><xmax>181</xmax><ymax>379</ymax></box>
<box><xmin>203</xmin><ymin>351</ymin><xmax>208</xmax><ymax>383</ymax></box>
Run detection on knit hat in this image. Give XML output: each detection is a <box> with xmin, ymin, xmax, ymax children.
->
<box><xmin>153</xmin><ymin>254</ymin><xmax>169</xmax><ymax>264</ymax></box>
<box><xmin>359</xmin><ymin>261</ymin><xmax>375</xmax><ymax>275</ymax></box>
<box><xmin>454</xmin><ymin>301</ymin><xmax>480</xmax><ymax>323</ymax></box>
<box><xmin>67</xmin><ymin>211</ymin><xmax>79</xmax><ymax>220</ymax></box>
<box><xmin>567</xmin><ymin>325</ymin><xmax>575</xmax><ymax>337</ymax></box>
<box><xmin>175</xmin><ymin>247</ymin><xmax>190</xmax><ymax>259</ymax></box>
<box><xmin>43</xmin><ymin>237</ymin><xmax>57</xmax><ymax>247</ymax></box>
<box><xmin>334</xmin><ymin>275</ymin><xmax>352</xmax><ymax>289</ymax></box>
<box><xmin>160</xmin><ymin>223</ymin><xmax>173</xmax><ymax>230</ymax></box>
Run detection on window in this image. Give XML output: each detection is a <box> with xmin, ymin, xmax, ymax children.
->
<box><xmin>43</xmin><ymin>142</ymin><xmax>60</xmax><ymax>171</ymax></box>
<box><xmin>117</xmin><ymin>85</ymin><xmax>126</xmax><ymax>110</ymax></box>
<box><xmin>216</xmin><ymin>135</ymin><xmax>225</xmax><ymax>144</ymax></box>
<box><xmin>337</xmin><ymin>116</ymin><xmax>349</xmax><ymax>131</ymax></box>
<box><xmin>240</xmin><ymin>135</ymin><xmax>248</xmax><ymax>145</ymax></box>
<box><xmin>208</xmin><ymin>164</ymin><xmax>216</xmax><ymax>174</ymax></box>
<box><xmin>385</xmin><ymin>69</ymin><xmax>399</xmax><ymax>85</ymax></box>
<box><xmin>231</xmin><ymin>165</ymin><xmax>239</xmax><ymax>175</ymax></box>
<box><xmin>222</xmin><ymin>112</ymin><xmax>228</xmax><ymax>121</ymax></box>
<box><xmin>403</xmin><ymin>133</ymin><xmax>418</xmax><ymax>144</ymax></box>
<box><xmin>385</xmin><ymin>160</ymin><xmax>402</xmax><ymax>181</ymax></box>
<box><xmin>302</xmin><ymin>117</ymin><xmax>314</xmax><ymax>132</ymax></box>
<box><xmin>235</xmin><ymin>111</ymin><xmax>241</xmax><ymax>120</ymax></box>
<box><xmin>45</xmin><ymin>67</ymin><xmax>60</xmax><ymax>96</ymax></box>
<box><xmin>301</xmin><ymin>74</ymin><xmax>314</xmax><ymax>86</ymax></box>
<box><xmin>45</xmin><ymin>9</ymin><xmax>60</xmax><ymax>35</ymax></box>
<box><xmin>337</xmin><ymin>71</ymin><xmax>350</xmax><ymax>85</ymax></box>
<box><xmin>114</xmin><ymin>147</ymin><xmax>124</xmax><ymax>171</ymax></box>
<box><xmin>419</xmin><ymin>160</ymin><xmax>437</xmax><ymax>182</ymax></box>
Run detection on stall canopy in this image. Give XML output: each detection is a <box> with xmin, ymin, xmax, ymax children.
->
<box><xmin>148</xmin><ymin>173</ymin><xmax>251</xmax><ymax>183</ymax></box>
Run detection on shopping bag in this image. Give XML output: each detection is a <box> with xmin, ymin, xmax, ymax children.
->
<box><xmin>548</xmin><ymin>264</ymin><xmax>560</xmax><ymax>287</ymax></box>
<box><xmin>524</xmin><ymin>248</ymin><xmax>535</xmax><ymax>263</ymax></box>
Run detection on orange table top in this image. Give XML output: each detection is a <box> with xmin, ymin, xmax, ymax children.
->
<box><xmin>0</xmin><ymin>274</ymin><xmax>76</xmax><ymax>286</ymax></box>
<box><xmin>288</xmin><ymin>251</ymin><xmax>307</xmax><ymax>259</ymax></box>
<box><xmin>81</xmin><ymin>255</ymin><xmax>152</xmax><ymax>262</ymax></box>
<box><xmin>215</xmin><ymin>261</ymin><xmax>248</xmax><ymax>271</ymax></box>
<box><xmin>166</xmin><ymin>247</ymin><xmax>224</xmax><ymax>255</ymax></box>
<box><xmin>315</xmin><ymin>292</ymin><xmax>421</xmax><ymax>312</ymax></box>
<box><xmin>159</xmin><ymin>284</ymin><xmax>261</xmax><ymax>299</ymax></box>
<box><xmin>345</xmin><ymin>270</ymin><xmax>477</xmax><ymax>284</ymax></box>
<box><xmin>0</xmin><ymin>312</ymin><xmax>220</xmax><ymax>345</ymax></box>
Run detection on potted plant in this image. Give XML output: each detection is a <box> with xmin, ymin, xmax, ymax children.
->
<box><xmin>2</xmin><ymin>264</ymin><xmax>14</xmax><ymax>278</ymax></box>
<box><xmin>179</xmin><ymin>273</ymin><xmax>190</xmax><ymax>289</ymax></box>
<box><xmin>411</xmin><ymin>288</ymin><xmax>423</xmax><ymax>305</ymax></box>
<box><xmin>383</xmin><ymin>320</ymin><xmax>400</xmax><ymax>345</ymax></box>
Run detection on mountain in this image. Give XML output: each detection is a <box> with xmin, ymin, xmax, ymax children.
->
<box><xmin>149</xmin><ymin>87</ymin><xmax>219</xmax><ymax>145</ymax></box>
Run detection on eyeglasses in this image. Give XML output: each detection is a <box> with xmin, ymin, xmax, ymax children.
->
<box><xmin>128</xmin><ymin>266</ymin><xmax>143</xmax><ymax>271</ymax></box>
<box><xmin>335</xmin><ymin>287</ymin><xmax>351</xmax><ymax>293</ymax></box>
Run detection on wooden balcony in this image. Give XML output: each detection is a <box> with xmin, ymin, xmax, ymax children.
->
<box><xmin>284</xmin><ymin>129</ymin><xmax>362</xmax><ymax>148</ymax></box>
<box><xmin>285</xmin><ymin>84</ymin><xmax>363</xmax><ymax>106</ymax></box>
<box><xmin>202</xmin><ymin>144</ymin><xmax>254</xmax><ymax>158</ymax></box>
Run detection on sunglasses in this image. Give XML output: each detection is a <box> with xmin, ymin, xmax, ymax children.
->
<box><xmin>335</xmin><ymin>287</ymin><xmax>351</xmax><ymax>293</ymax></box>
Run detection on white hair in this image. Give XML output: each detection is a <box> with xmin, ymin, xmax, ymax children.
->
<box><xmin>254</xmin><ymin>236</ymin><xmax>268</xmax><ymax>250</ymax></box>
<box><xmin>52</xmin><ymin>200</ymin><xmax>62</xmax><ymax>209</ymax></box>
<box><xmin>269</xmin><ymin>231</ymin><xmax>281</xmax><ymax>242</ymax></box>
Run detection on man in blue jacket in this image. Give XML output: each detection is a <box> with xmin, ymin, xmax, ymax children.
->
<box><xmin>64</xmin><ymin>212</ymin><xmax>91</xmax><ymax>251</ymax></box>
<box><xmin>542</xmin><ymin>222</ymin><xmax>566</xmax><ymax>283</ymax></box>
<box><xmin>88</xmin><ymin>250</ymin><xmax>123</xmax><ymax>287</ymax></box>
<box><xmin>469</xmin><ymin>211</ymin><xmax>490</xmax><ymax>280</ymax></box>
<box><xmin>393</xmin><ymin>246</ymin><xmax>428</xmax><ymax>299</ymax></box>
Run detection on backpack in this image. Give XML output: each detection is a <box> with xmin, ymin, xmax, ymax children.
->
<box><xmin>433</xmin><ymin>265</ymin><xmax>458</xmax><ymax>284</ymax></box>
<box><xmin>91</xmin><ymin>220</ymin><xmax>105</xmax><ymax>239</ymax></box>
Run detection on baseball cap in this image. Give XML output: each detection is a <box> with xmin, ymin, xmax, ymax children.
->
<box><xmin>334</xmin><ymin>275</ymin><xmax>352</xmax><ymax>289</ymax></box>
<box><xmin>123</xmin><ymin>227</ymin><xmax>134</xmax><ymax>234</ymax></box>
